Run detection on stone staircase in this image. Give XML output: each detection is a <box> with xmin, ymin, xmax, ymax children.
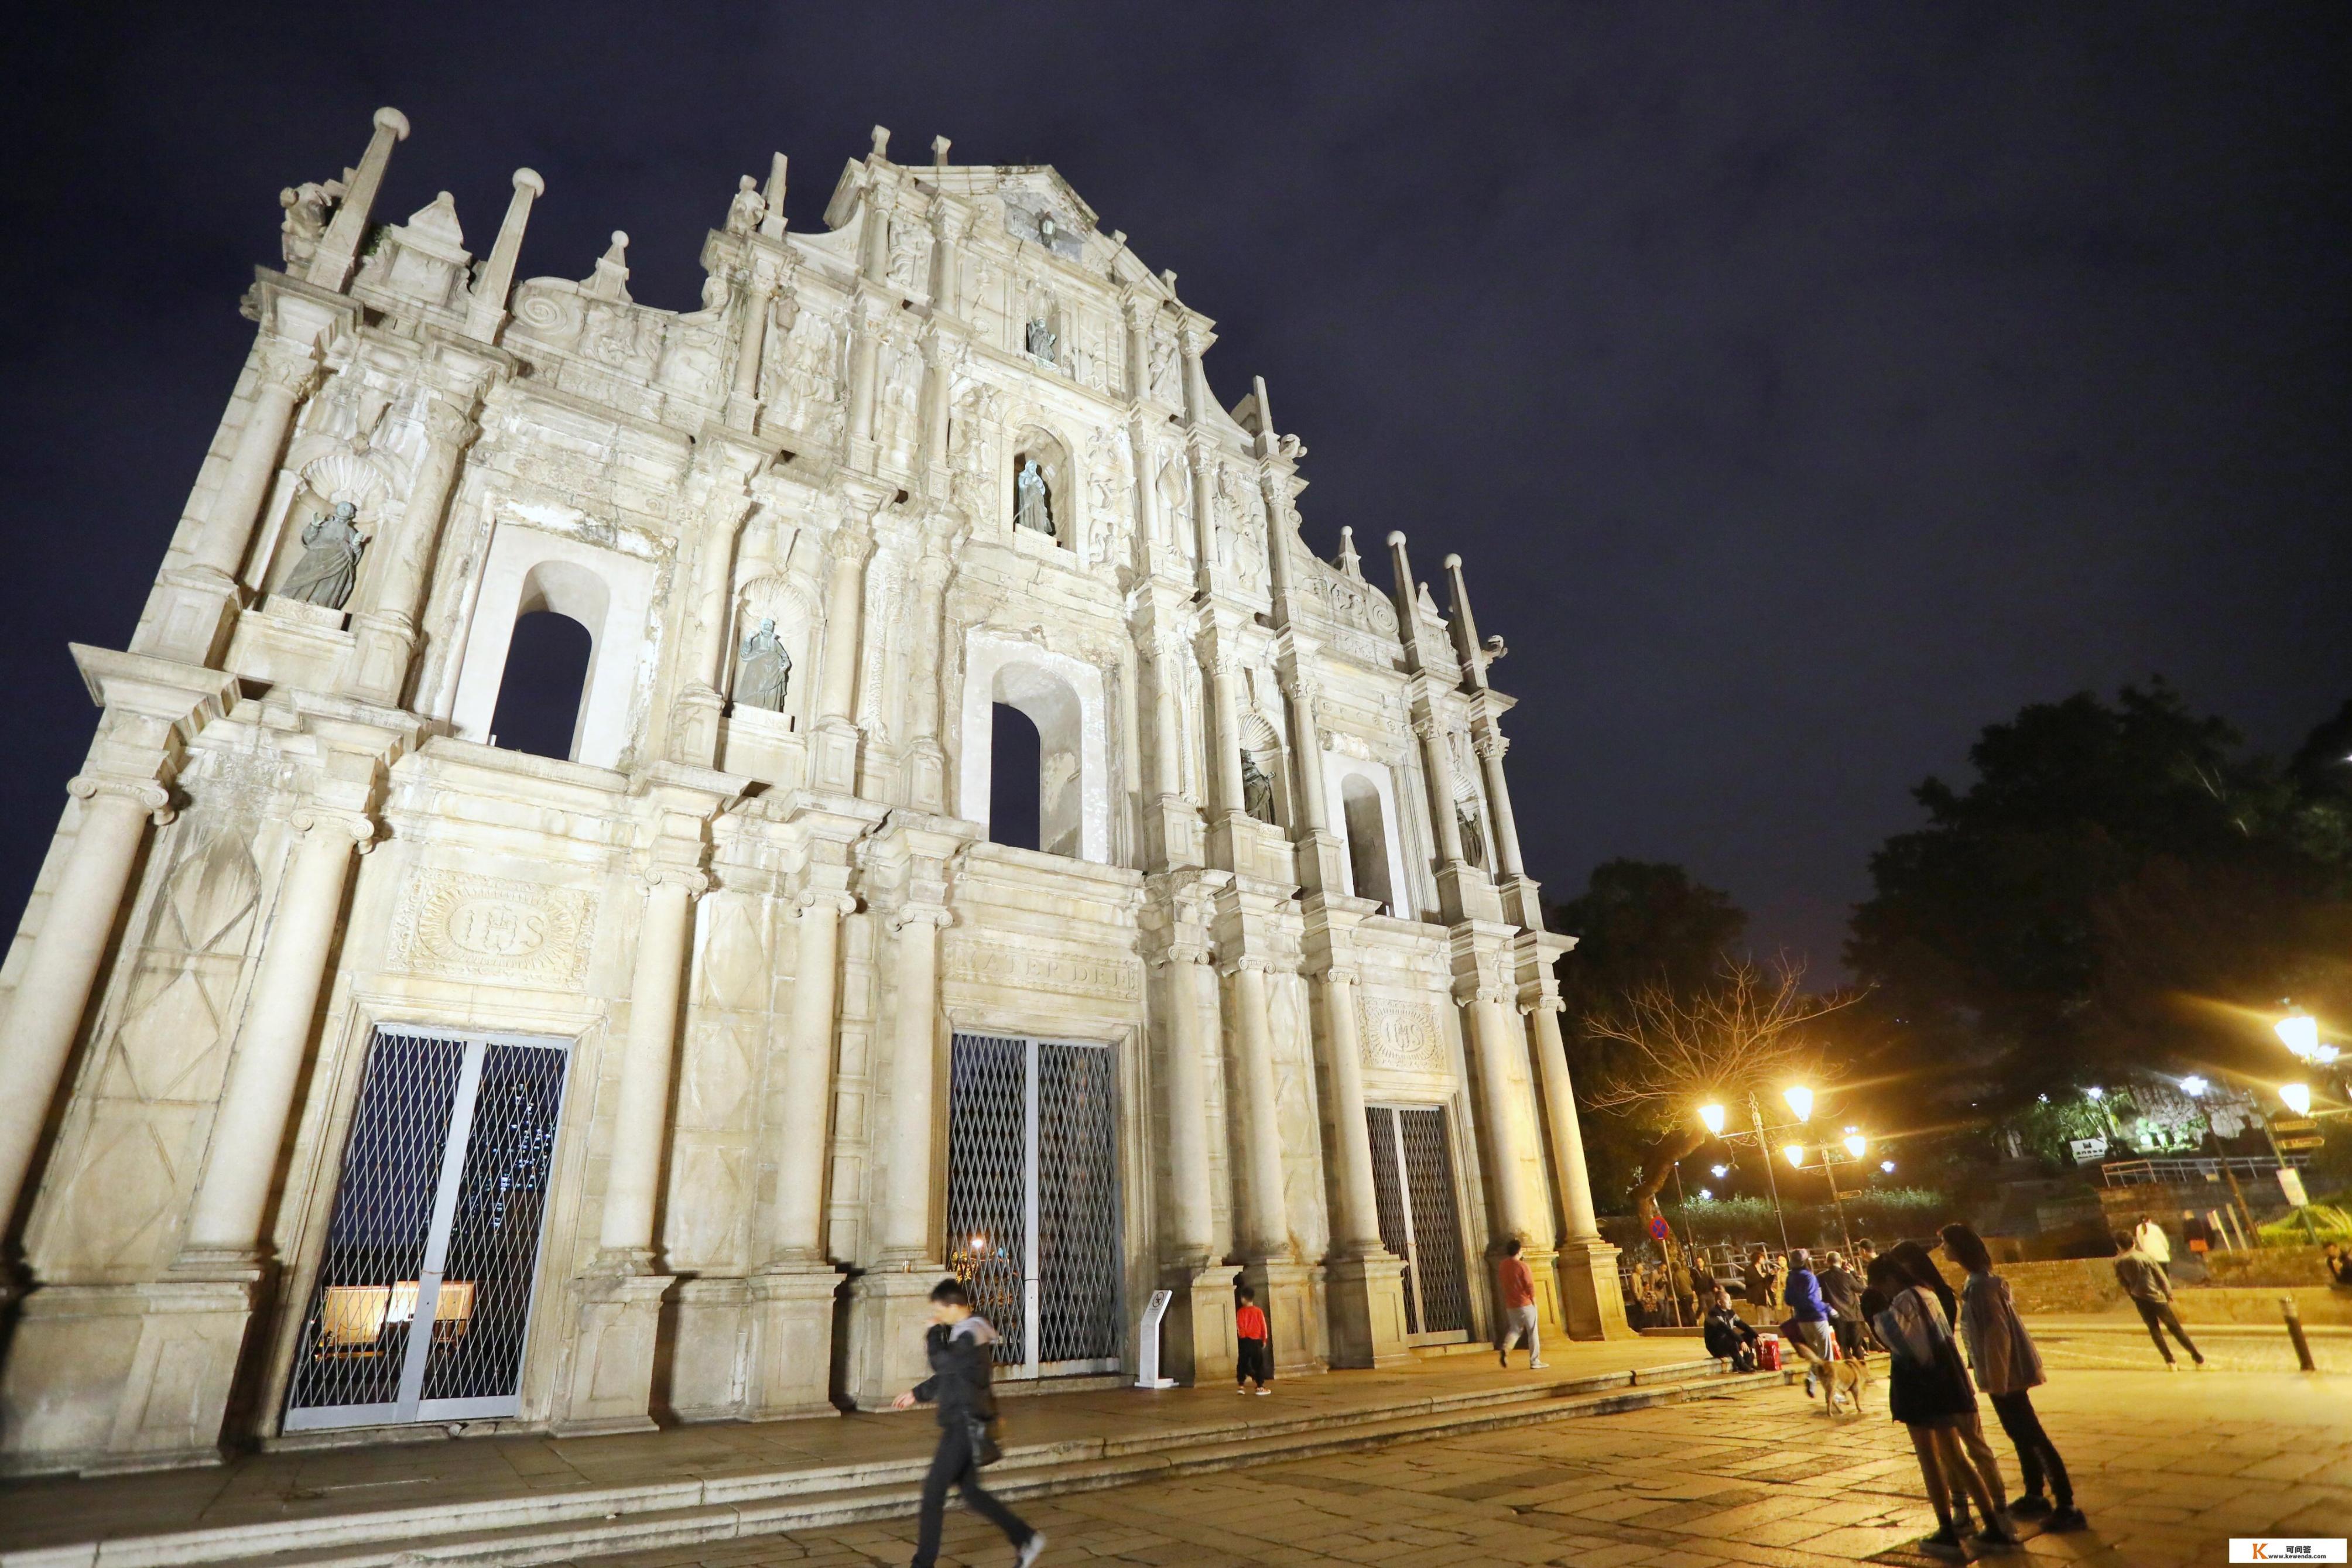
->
<box><xmin>9</xmin><ymin>1358</ymin><xmax>1769</xmax><ymax>1568</ymax></box>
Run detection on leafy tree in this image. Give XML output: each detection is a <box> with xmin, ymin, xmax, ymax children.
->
<box><xmin>1849</xmin><ymin>682</ymin><xmax>2352</xmax><ymax>1119</ymax></box>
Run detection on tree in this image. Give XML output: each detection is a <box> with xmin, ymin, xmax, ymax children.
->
<box><xmin>1551</xmin><ymin>861</ymin><xmax>1749</xmax><ymax>1208</ymax></box>
<box><xmin>1582</xmin><ymin>957</ymin><xmax>1860</xmax><ymax>1260</ymax></box>
<box><xmin>1849</xmin><ymin>682</ymin><xmax>2352</xmax><ymax>1120</ymax></box>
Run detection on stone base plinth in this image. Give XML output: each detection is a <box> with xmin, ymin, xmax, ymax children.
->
<box><xmin>743</xmin><ymin>1265</ymin><xmax>843</xmax><ymax>1420</ymax></box>
<box><xmin>660</xmin><ymin>1275</ymin><xmax>749</xmax><ymax>1422</ymax></box>
<box><xmin>0</xmin><ymin>1279</ymin><xmax>255</xmax><ymax>1477</ymax></box>
<box><xmin>1555</xmin><ymin>1237</ymin><xmax>1633</xmax><ymax>1340</ymax></box>
<box><xmin>1323</xmin><ymin>1252</ymin><xmax>1414</xmax><ymax>1368</ymax></box>
<box><xmin>1242</xmin><ymin>1257</ymin><xmax>1329</xmax><ymax>1377</ymax></box>
<box><xmin>1153</xmin><ymin>1262</ymin><xmax>1241</xmax><ymax>1386</ymax></box>
<box><xmin>842</xmin><ymin>1267</ymin><xmax>944</xmax><ymax>1410</ymax></box>
<box><xmin>552</xmin><ymin>1270</ymin><xmax>673</xmax><ymax>1436</ymax></box>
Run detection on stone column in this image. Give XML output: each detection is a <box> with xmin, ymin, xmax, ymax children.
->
<box><xmin>1522</xmin><ymin>981</ymin><xmax>1629</xmax><ymax>1338</ymax></box>
<box><xmin>177</xmin><ymin>808</ymin><xmax>375</xmax><ymax>1266</ymax></box>
<box><xmin>343</xmin><ymin>386</ymin><xmax>480</xmax><ymax>706</ymax></box>
<box><xmin>809</xmin><ymin>504</ymin><xmax>877</xmax><ymax>794</ymax></box>
<box><xmin>1122</xmin><ymin>294</ymin><xmax>1153</xmax><ymax>404</ymax></box>
<box><xmin>745</xmin><ymin>881</ymin><xmax>854</xmax><ymax>1419</ymax></box>
<box><xmin>903</xmin><ymin>526</ymin><xmax>954</xmax><ymax>813</ymax></box>
<box><xmin>463</xmin><ymin>168</ymin><xmax>544</xmax><ymax>343</ymax></box>
<box><xmin>1199</xmin><ymin>635</ymin><xmax>1248</xmax><ymax>822</ymax></box>
<box><xmin>1149</xmin><ymin>898</ymin><xmax>1238</xmax><ymax>1385</ymax></box>
<box><xmin>307</xmin><ymin>107</ymin><xmax>410</xmax><ymax>292</ymax></box>
<box><xmin>1461</xmin><ymin>974</ymin><xmax>1543</xmax><ymax>1249</ymax></box>
<box><xmin>554</xmin><ymin>860</ymin><xmax>704</xmax><ymax>1435</ymax></box>
<box><xmin>844</xmin><ymin>294</ymin><xmax>884</xmax><ymax>452</ymax></box>
<box><xmin>845</xmin><ymin>864</ymin><xmax>954</xmax><ymax>1408</ymax></box>
<box><xmin>1311</xmin><ymin>948</ymin><xmax>1413</xmax><ymax>1367</ymax></box>
<box><xmin>0</xmin><ymin>772</ymin><xmax>170</xmax><ymax>1232</ymax></box>
<box><xmin>665</xmin><ymin>444</ymin><xmax>760</xmax><ymax>767</ymax></box>
<box><xmin>726</xmin><ymin>255</ymin><xmax>780</xmax><ymax>430</ymax></box>
<box><xmin>1225</xmin><ymin>956</ymin><xmax>1290</xmax><ymax>1258</ymax></box>
<box><xmin>1474</xmin><ymin>731</ymin><xmax>1526</xmax><ymax>880</ymax></box>
<box><xmin>927</xmin><ymin>201</ymin><xmax>966</xmax><ymax>320</ymax></box>
<box><xmin>1412</xmin><ymin>711</ymin><xmax>1467</xmax><ymax>866</ymax></box>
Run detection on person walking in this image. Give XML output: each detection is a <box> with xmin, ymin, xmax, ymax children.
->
<box><xmin>2132</xmin><ymin>1213</ymin><xmax>2173</xmax><ymax>1281</ymax></box>
<box><xmin>1942</xmin><ymin>1223</ymin><xmax>2086</xmax><ymax>1532</ymax></box>
<box><xmin>1703</xmin><ymin>1285</ymin><xmax>1759</xmax><ymax>1371</ymax></box>
<box><xmin>2113</xmin><ymin>1229</ymin><xmax>2203</xmax><ymax>1370</ymax></box>
<box><xmin>1235</xmin><ymin>1285</ymin><xmax>1273</xmax><ymax>1395</ymax></box>
<box><xmin>891</xmin><ymin>1279</ymin><xmax>1047</xmax><ymax>1568</ymax></box>
<box><xmin>1495</xmin><ymin>1237</ymin><xmax>1546</xmax><ymax>1368</ymax></box>
<box><xmin>1864</xmin><ymin>1250</ymin><xmax>2019</xmax><ymax>1559</ymax></box>
<box><xmin>1782</xmin><ymin>1248</ymin><xmax>1834</xmax><ymax>1399</ymax></box>
<box><xmin>1818</xmin><ymin>1249</ymin><xmax>1867</xmax><ymax>1362</ymax></box>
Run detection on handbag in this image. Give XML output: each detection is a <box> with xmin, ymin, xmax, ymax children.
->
<box><xmin>965</xmin><ymin>1412</ymin><xmax>1002</xmax><ymax>1468</ymax></box>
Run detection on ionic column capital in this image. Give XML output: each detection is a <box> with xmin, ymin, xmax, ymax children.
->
<box><xmin>888</xmin><ymin>902</ymin><xmax>953</xmax><ymax>934</ymax></box>
<box><xmin>289</xmin><ymin>806</ymin><xmax>379</xmax><ymax>854</ymax></box>
<box><xmin>643</xmin><ymin>865</ymin><xmax>712</xmax><ymax>898</ymax></box>
<box><xmin>1452</xmin><ymin>974</ymin><xmax>1516</xmax><ymax>1009</ymax></box>
<box><xmin>1218</xmin><ymin>952</ymin><xmax>1275</xmax><ymax>978</ymax></box>
<box><xmin>68</xmin><ymin>772</ymin><xmax>172</xmax><ymax>824</ymax></box>
<box><xmin>794</xmin><ymin>888</ymin><xmax>858</xmax><ymax>919</ymax></box>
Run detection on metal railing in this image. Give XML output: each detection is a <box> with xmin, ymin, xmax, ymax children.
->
<box><xmin>2100</xmin><ymin>1154</ymin><xmax>2309</xmax><ymax>1187</ymax></box>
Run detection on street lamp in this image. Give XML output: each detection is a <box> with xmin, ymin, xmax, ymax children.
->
<box><xmin>1783</xmin><ymin>1086</ymin><xmax>1815</xmax><ymax>1123</ymax></box>
<box><xmin>1783</xmin><ymin>1142</ymin><xmax>1806</xmax><ymax>1168</ymax></box>
<box><xmin>2281</xmin><ymin>1083</ymin><xmax>2313</xmax><ymax>1117</ymax></box>
<box><xmin>1696</xmin><ymin>1088</ymin><xmax>1817</xmax><ymax>1249</ymax></box>
<box><xmin>1698</xmin><ymin>1103</ymin><xmax>1727</xmax><ymax>1136</ymax></box>
<box><xmin>2278</xmin><ymin>1011</ymin><xmax>2319</xmax><ymax>1060</ymax></box>
<box><xmin>1842</xmin><ymin>1131</ymin><xmax>1867</xmax><ymax>1160</ymax></box>
<box><xmin>2180</xmin><ymin>1075</ymin><xmax>2209</xmax><ymax>1097</ymax></box>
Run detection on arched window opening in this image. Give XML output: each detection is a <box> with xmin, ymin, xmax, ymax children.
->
<box><xmin>488</xmin><ymin>611</ymin><xmax>593</xmax><ymax>762</ymax></box>
<box><xmin>989</xmin><ymin>703</ymin><xmax>1043</xmax><ymax>852</ymax></box>
<box><xmin>1342</xmin><ymin>775</ymin><xmax>1394</xmax><ymax>915</ymax></box>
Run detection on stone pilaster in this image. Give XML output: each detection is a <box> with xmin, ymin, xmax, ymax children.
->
<box><xmin>1518</xmin><ymin>932</ymin><xmax>1629</xmax><ymax>1340</ymax></box>
<box><xmin>342</xmin><ymin>370</ymin><xmax>488</xmax><ymax>706</ymax></box>
<box><xmin>1141</xmin><ymin>871</ymin><xmax>1238</xmax><ymax>1383</ymax></box>
<box><xmin>1454</xmin><ymin>926</ymin><xmax>1562</xmax><ymax>1334</ymax></box>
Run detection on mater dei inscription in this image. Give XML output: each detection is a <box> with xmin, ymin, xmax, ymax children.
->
<box><xmin>943</xmin><ymin>938</ymin><xmax>1144</xmax><ymax>1004</ymax></box>
<box><xmin>385</xmin><ymin>868</ymin><xmax>597</xmax><ymax>988</ymax></box>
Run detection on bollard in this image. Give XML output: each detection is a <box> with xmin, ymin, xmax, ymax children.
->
<box><xmin>2282</xmin><ymin>1295</ymin><xmax>2317</xmax><ymax>1373</ymax></box>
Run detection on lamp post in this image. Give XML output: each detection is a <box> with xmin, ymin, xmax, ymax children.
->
<box><xmin>1789</xmin><ymin>1131</ymin><xmax>1869</xmax><ymax>1255</ymax></box>
<box><xmin>1697</xmin><ymin>1085</ymin><xmax>1814</xmax><ymax>1252</ymax></box>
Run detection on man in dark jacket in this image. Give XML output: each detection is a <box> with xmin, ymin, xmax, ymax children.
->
<box><xmin>1782</xmin><ymin>1248</ymin><xmax>1834</xmax><ymax>1396</ymax></box>
<box><xmin>2112</xmin><ymin>1230</ymin><xmax>2203</xmax><ymax>1370</ymax></box>
<box><xmin>892</xmin><ymin>1279</ymin><xmax>1047</xmax><ymax>1566</ymax></box>
<box><xmin>1817</xmin><ymin>1250</ymin><xmax>1866</xmax><ymax>1361</ymax></box>
<box><xmin>1702</xmin><ymin>1287</ymin><xmax>1759</xmax><ymax>1371</ymax></box>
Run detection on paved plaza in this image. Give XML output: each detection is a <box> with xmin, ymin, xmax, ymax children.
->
<box><xmin>570</xmin><ymin>1359</ymin><xmax>2350</xmax><ymax>1568</ymax></box>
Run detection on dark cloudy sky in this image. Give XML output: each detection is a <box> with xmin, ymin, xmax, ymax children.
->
<box><xmin>3</xmin><ymin>4</ymin><xmax>2346</xmax><ymax>970</ymax></box>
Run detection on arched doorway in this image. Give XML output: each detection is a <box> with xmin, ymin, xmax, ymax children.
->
<box><xmin>488</xmin><ymin>611</ymin><xmax>593</xmax><ymax>761</ymax></box>
<box><xmin>988</xmin><ymin>702</ymin><xmax>1043</xmax><ymax>852</ymax></box>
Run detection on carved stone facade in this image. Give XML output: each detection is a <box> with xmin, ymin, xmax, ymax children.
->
<box><xmin>0</xmin><ymin>112</ymin><xmax>1625</xmax><ymax>1477</ymax></box>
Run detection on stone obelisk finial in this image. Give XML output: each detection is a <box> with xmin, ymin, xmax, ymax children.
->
<box><xmin>464</xmin><ymin>167</ymin><xmax>544</xmax><ymax>343</ymax></box>
<box><xmin>307</xmin><ymin>107</ymin><xmax>410</xmax><ymax>292</ymax></box>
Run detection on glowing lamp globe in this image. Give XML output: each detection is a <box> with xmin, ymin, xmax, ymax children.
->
<box><xmin>1843</xmin><ymin>1132</ymin><xmax>1867</xmax><ymax>1160</ymax></box>
<box><xmin>1783</xmin><ymin>1086</ymin><xmax>1815</xmax><ymax>1122</ymax></box>
<box><xmin>1698</xmin><ymin>1103</ymin><xmax>1727</xmax><ymax>1135</ymax></box>
<box><xmin>2281</xmin><ymin>1083</ymin><xmax>2313</xmax><ymax>1117</ymax></box>
<box><xmin>1783</xmin><ymin>1143</ymin><xmax>1806</xmax><ymax>1169</ymax></box>
<box><xmin>2277</xmin><ymin>1013</ymin><xmax>2320</xmax><ymax>1061</ymax></box>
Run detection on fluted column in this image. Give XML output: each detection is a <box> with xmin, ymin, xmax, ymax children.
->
<box><xmin>1201</xmin><ymin>639</ymin><xmax>1248</xmax><ymax>820</ymax></box>
<box><xmin>879</xmin><ymin>903</ymin><xmax>950</xmax><ymax>1258</ymax></box>
<box><xmin>307</xmin><ymin>107</ymin><xmax>410</xmax><ymax>291</ymax></box>
<box><xmin>917</xmin><ymin>324</ymin><xmax>954</xmax><ymax>481</ymax></box>
<box><xmin>1316</xmin><ymin>963</ymin><xmax>1385</xmax><ymax>1257</ymax></box>
<box><xmin>904</xmin><ymin>528</ymin><xmax>954</xmax><ymax>812</ymax></box>
<box><xmin>1461</xmin><ymin>975</ymin><xmax>1542</xmax><ymax>1248</ymax></box>
<box><xmin>1282</xmin><ymin>668</ymin><xmax>1330</xmax><ymax>836</ymax></box>
<box><xmin>844</xmin><ymin>295</ymin><xmax>883</xmax><ymax>451</ymax></box>
<box><xmin>1159</xmin><ymin>938</ymin><xmax>1217</xmax><ymax>1262</ymax></box>
<box><xmin>0</xmin><ymin>772</ymin><xmax>170</xmax><ymax>1229</ymax></box>
<box><xmin>600</xmin><ymin>867</ymin><xmax>706</xmax><ymax>1263</ymax></box>
<box><xmin>1412</xmin><ymin>711</ymin><xmax>1467</xmax><ymax>865</ymax></box>
<box><xmin>1226</xmin><ymin>956</ymin><xmax>1290</xmax><ymax>1258</ymax></box>
<box><xmin>1475</xmin><ymin>731</ymin><xmax>1526</xmax><ymax>880</ymax></box>
<box><xmin>927</xmin><ymin>201</ymin><xmax>967</xmax><ymax>319</ymax></box>
<box><xmin>177</xmin><ymin>807</ymin><xmax>375</xmax><ymax>1266</ymax></box>
<box><xmin>726</xmin><ymin>256</ymin><xmax>780</xmax><ymax>430</ymax></box>
<box><xmin>463</xmin><ymin>168</ymin><xmax>544</xmax><ymax>343</ymax></box>
<box><xmin>1526</xmin><ymin>995</ymin><xmax>1600</xmax><ymax>1240</ymax></box>
<box><xmin>343</xmin><ymin>387</ymin><xmax>480</xmax><ymax>705</ymax></box>
<box><xmin>768</xmin><ymin>889</ymin><xmax>853</xmax><ymax>1262</ymax></box>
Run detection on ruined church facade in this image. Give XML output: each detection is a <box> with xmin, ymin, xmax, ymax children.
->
<box><xmin>0</xmin><ymin>111</ymin><xmax>1622</xmax><ymax>1475</ymax></box>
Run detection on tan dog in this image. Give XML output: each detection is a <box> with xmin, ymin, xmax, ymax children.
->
<box><xmin>1820</xmin><ymin>1347</ymin><xmax>1870</xmax><ymax>1415</ymax></box>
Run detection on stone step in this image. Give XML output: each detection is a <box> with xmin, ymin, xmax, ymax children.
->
<box><xmin>12</xmin><ymin>1361</ymin><xmax>1762</xmax><ymax>1568</ymax></box>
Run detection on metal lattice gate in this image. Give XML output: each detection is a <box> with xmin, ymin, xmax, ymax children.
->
<box><xmin>946</xmin><ymin>1033</ymin><xmax>1121</xmax><ymax>1378</ymax></box>
<box><xmin>283</xmin><ymin>1027</ymin><xmax>569</xmax><ymax>1431</ymax></box>
<box><xmin>1365</xmin><ymin>1104</ymin><xmax>1471</xmax><ymax>1340</ymax></box>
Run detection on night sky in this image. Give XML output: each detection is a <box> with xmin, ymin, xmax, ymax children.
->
<box><xmin>4</xmin><ymin>5</ymin><xmax>2346</xmax><ymax>971</ymax></box>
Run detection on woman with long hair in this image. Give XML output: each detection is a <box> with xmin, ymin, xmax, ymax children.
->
<box><xmin>1941</xmin><ymin>1223</ymin><xmax>2086</xmax><ymax>1532</ymax></box>
<box><xmin>1864</xmin><ymin>1245</ymin><xmax>2020</xmax><ymax>1557</ymax></box>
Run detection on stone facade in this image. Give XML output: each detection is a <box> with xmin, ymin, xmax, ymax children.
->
<box><xmin>0</xmin><ymin>112</ymin><xmax>1624</xmax><ymax>1476</ymax></box>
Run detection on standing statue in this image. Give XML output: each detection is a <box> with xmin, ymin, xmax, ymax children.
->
<box><xmin>724</xmin><ymin>175</ymin><xmax>766</xmax><ymax>236</ymax></box>
<box><xmin>1456</xmin><ymin>803</ymin><xmax>1487</xmax><ymax>869</ymax></box>
<box><xmin>278</xmin><ymin>501</ymin><xmax>367</xmax><ymax>610</ymax></box>
<box><xmin>1240</xmin><ymin>752</ymin><xmax>1276</xmax><ymax>824</ymax></box>
<box><xmin>278</xmin><ymin>180</ymin><xmax>344</xmax><ymax>270</ymax></box>
<box><xmin>1014</xmin><ymin>457</ymin><xmax>1054</xmax><ymax>537</ymax></box>
<box><xmin>735</xmin><ymin>617</ymin><xmax>792</xmax><ymax>712</ymax></box>
<box><xmin>1025</xmin><ymin>315</ymin><xmax>1057</xmax><ymax>364</ymax></box>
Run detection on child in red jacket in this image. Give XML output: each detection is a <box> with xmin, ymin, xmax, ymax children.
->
<box><xmin>1235</xmin><ymin>1286</ymin><xmax>1272</xmax><ymax>1394</ymax></box>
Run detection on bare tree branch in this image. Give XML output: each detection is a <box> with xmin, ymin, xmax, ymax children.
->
<box><xmin>1586</xmin><ymin>954</ymin><xmax>1863</xmax><ymax>1117</ymax></box>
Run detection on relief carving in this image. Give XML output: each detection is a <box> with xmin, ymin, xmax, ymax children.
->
<box><xmin>1358</xmin><ymin>995</ymin><xmax>1447</xmax><ymax>1073</ymax></box>
<box><xmin>386</xmin><ymin>867</ymin><xmax>597</xmax><ymax>987</ymax></box>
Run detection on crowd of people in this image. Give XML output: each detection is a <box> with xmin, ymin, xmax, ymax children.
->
<box><xmin>1665</xmin><ymin>1230</ymin><xmax>2092</xmax><ymax>1557</ymax></box>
